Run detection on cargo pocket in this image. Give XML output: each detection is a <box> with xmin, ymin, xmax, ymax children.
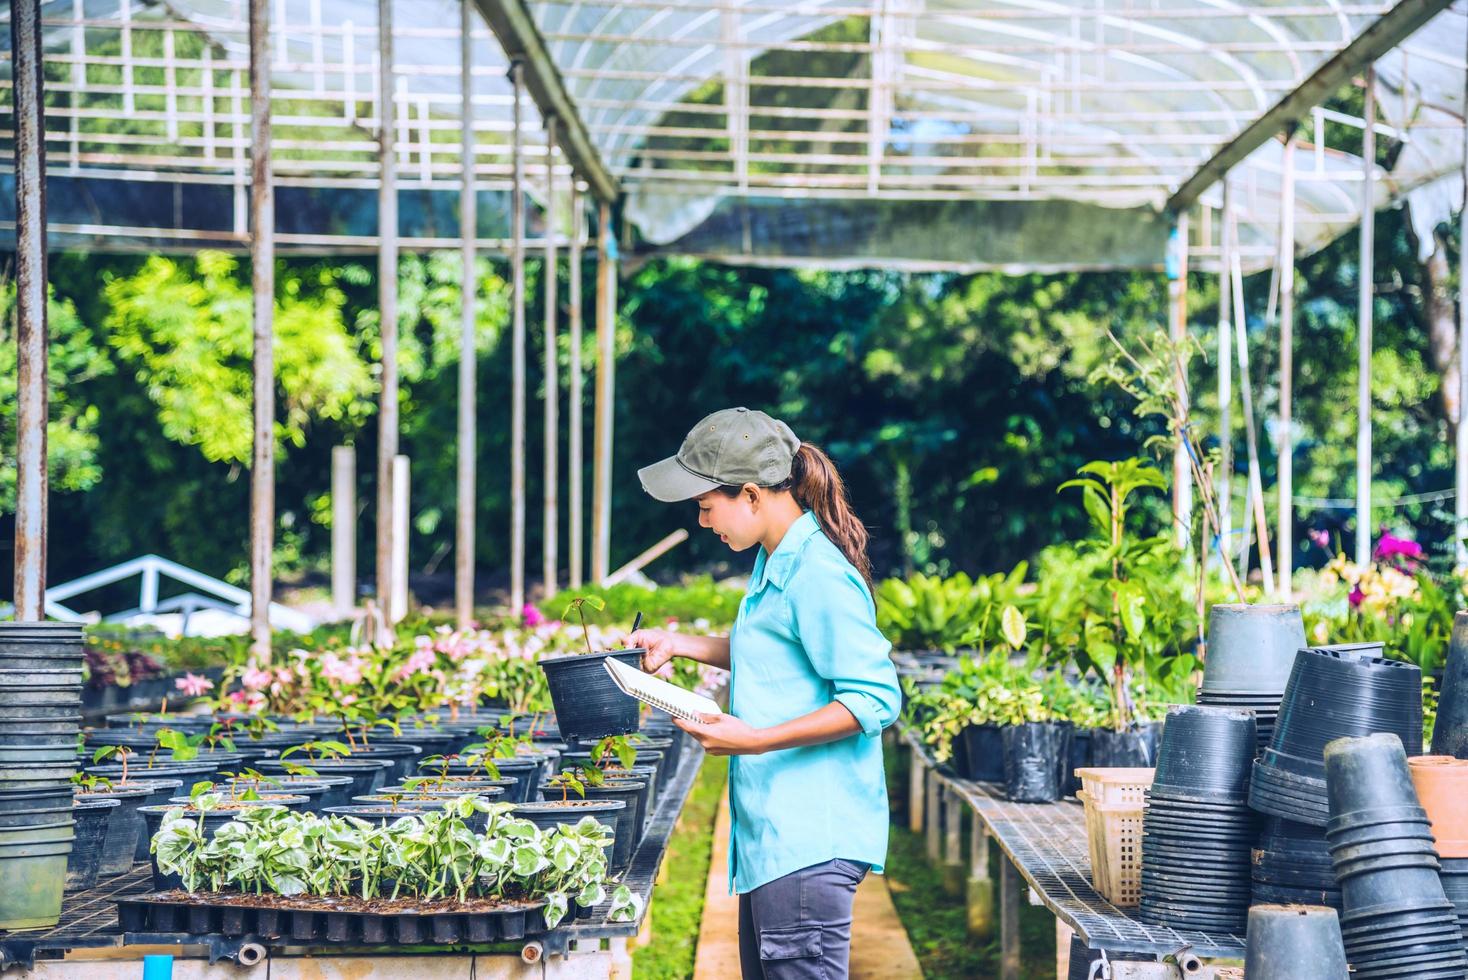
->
<box><xmin>758</xmin><ymin>924</ymin><xmax>824</xmax><ymax>976</ymax></box>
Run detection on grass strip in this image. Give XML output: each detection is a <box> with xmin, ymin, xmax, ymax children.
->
<box><xmin>631</xmin><ymin>752</ymin><xmax>730</xmax><ymax>979</ymax></box>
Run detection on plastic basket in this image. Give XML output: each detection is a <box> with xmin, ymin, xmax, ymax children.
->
<box><xmin>1075</xmin><ymin>767</ymin><xmax>1154</xmax><ymax>806</ymax></box>
<box><xmin>1077</xmin><ymin>789</ymin><xmax>1147</xmax><ymax>908</ymax></box>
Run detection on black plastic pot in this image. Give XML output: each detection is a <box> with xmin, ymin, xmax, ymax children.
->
<box><xmin>511</xmin><ymin>799</ymin><xmax>627</xmax><ymax>872</ymax></box>
<box><xmin>321</xmin><ymin>742</ymin><xmax>421</xmax><ymax>784</ymax></box>
<box><xmin>1432</xmin><ymin>610</ymin><xmax>1468</xmax><ymax>759</ymax></box>
<box><xmin>78</xmin><ymin>782</ymin><xmax>158</xmax><ymax>876</ymax></box>
<box><xmin>1090</xmin><ymin>725</ymin><xmax>1160</xmax><ymax>768</ymax></box>
<box><xmin>1201</xmin><ymin>604</ymin><xmax>1307</xmax><ymax>697</ymax></box>
<box><xmin>559</xmin><ymin>749</ymin><xmax>669</xmax><ymax>798</ymax></box>
<box><xmin>224</xmin><ymin>778</ymin><xmax>334</xmax><ymax>813</ymax></box>
<box><xmin>1250</xmin><ymin>647</ymin><xmax>1422</xmax><ymax>827</ymax></box>
<box><xmin>254</xmin><ymin>758</ymin><xmax>393</xmax><ymax>800</ymax></box>
<box><xmin>355</xmin><ymin>786</ymin><xmax>506</xmax><ymax>808</ymax></box>
<box><xmin>537</xmin><ymin>649</ymin><xmax>645</xmax><ymax>743</ymax></box>
<box><xmin>421</xmin><ymin>756</ymin><xmax>542</xmax><ymax>803</ymax></box>
<box><xmin>542</xmin><ymin>779</ymin><xmax>647</xmax><ymax>871</ymax></box>
<box><xmin>1244</xmin><ymin>904</ymin><xmax>1349</xmax><ymax>980</ymax></box>
<box><xmin>1063</xmin><ymin>728</ymin><xmax>1092</xmax><ymax>797</ymax></box>
<box><xmin>1151</xmin><ymin>705</ymin><xmax>1256</xmax><ymax>801</ymax></box>
<box><xmin>553</xmin><ymin>764</ymin><xmax>659</xmax><ymax>823</ymax></box>
<box><xmin>959</xmin><ymin>724</ymin><xmax>1005</xmax><ymax>782</ymax></box>
<box><xmin>323</xmin><ymin>804</ymin><xmax>492</xmax><ymax>833</ymax></box>
<box><xmin>1324</xmin><ymin>734</ymin><xmax>1427</xmax><ymax>830</ymax></box>
<box><xmin>1001</xmin><ymin>722</ymin><xmax>1065</xmax><ymax>803</ymax></box>
<box><xmin>64</xmin><ymin>797</ymin><xmax>120</xmax><ymax>891</ymax></box>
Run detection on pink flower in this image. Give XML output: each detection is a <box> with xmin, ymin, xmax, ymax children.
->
<box><xmin>1374</xmin><ymin>533</ymin><xmax>1424</xmax><ymax>568</ymax></box>
<box><xmin>242</xmin><ymin>667</ymin><xmax>273</xmax><ymax>692</ymax></box>
<box><xmin>522</xmin><ymin>604</ymin><xmax>546</xmax><ymax>627</ymax></box>
<box><xmin>175</xmin><ymin>672</ymin><xmax>214</xmax><ymax>697</ymax></box>
<box><xmin>1307</xmin><ymin>528</ymin><xmax>1330</xmax><ymax>550</ymax></box>
<box><xmin>321</xmin><ymin>653</ymin><xmax>363</xmax><ymax>686</ymax></box>
<box><xmin>394</xmin><ymin>647</ymin><xmax>436</xmax><ymax>681</ymax></box>
<box><xmin>1349</xmin><ymin>585</ymin><xmax>1365</xmax><ymax>608</ymax></box>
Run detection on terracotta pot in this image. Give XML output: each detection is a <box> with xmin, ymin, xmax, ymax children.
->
<box><xmin>1408</xmin><ymin>755</ymin><xmax>1468</xmax><ymax>858</ymax></box>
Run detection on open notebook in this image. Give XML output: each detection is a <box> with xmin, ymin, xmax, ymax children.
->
<box><xmin>604</xmin><ymin>656</ymin><xmax>721</xmax><ymax>723</ymax></box>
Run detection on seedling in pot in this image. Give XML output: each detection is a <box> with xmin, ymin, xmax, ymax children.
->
<box><xmin>544</xmin><ymin>768</ymin><xmax>601</xmax><ymax>803</ymax></box>
<box><xmin>591</xmin><ymin>734</ymin><xmax>645</xmax><ymax>771</ymax></box>
<box><xmin>564</xmin><ymin>596</ymin><xmax>606</xmax><ymax>655</ymax></box>
<box><xmin>72</xmin><ymin>771</ymin><xmax>115</xmax><ymax>795</ymax></box>
<box><xmin>149</xmin><ymin>727</ymin><xmax>205</xmax><ymax>766</ymax></box>
<box><xmin>93</xmin><ymin>744</ymin><xmax>135</xmax><ymax>782</ymax></box>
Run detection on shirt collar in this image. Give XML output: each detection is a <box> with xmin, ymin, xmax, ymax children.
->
<box><xmin>750</xmin><ymin>511</ymin><xmax>819</xmax><ymax>593</ymax></box>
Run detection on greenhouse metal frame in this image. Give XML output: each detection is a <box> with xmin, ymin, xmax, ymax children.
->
<box><xmin>5</xmin><ymin>0</ymin><xmax>1468</xmax><ymax>645</ymax></box>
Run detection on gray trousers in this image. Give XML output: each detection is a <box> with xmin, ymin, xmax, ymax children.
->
<box><xmin>738</xmin><ymin>859</ymin><xmax>869</xmax><ymax>980</ymax></box>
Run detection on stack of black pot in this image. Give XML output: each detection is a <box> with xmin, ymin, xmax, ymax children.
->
<box><xmin>1428</xmin><ymin>611</ymin><xmax>1468</xmax><ymax>952</ymax></box>
<box><xmin>1324</xmin><ymin>733</ymin><xmax>1468</xmax><ymax>978</ymax></box>
<box><xmin>1248</xmin><ymin>644</ymin><xmax>1421</xmax><ymax>913</ymax></box>
<box><xmin>0</xmin><ymin>622</ymin><xmax>86</xmax><ymax>930</ymax></box>
<box><xmin>1251</xmin><ymin>816</ymin><xmax>1342</xmax><ymax>910</ymax></box>
<box><xmin>1196</xmin><ymin>603</ymin><xmax>1306</xmax><ymax>754</ymax></box>
<box><xmin>1138</xmin><ymin>705</ymin><xmax>1259</xmax><ymax>934</ymax></box>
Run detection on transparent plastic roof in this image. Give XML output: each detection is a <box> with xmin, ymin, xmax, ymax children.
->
<box><xmin>0</xmin><ymin>0</ymin><xmax>1465</xmax><ymax>270</ymax></box>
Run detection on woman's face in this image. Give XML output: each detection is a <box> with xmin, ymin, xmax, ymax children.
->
<box><xmin>695</xmin><ymin>488</ymin><xmax>763</xmax><ymax>552</ymax></box>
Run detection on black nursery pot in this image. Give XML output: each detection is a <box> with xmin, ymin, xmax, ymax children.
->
<box><xmin>511</xmin><ymin>799</ymin><xmax>627</xmax><ymax>873</ymax></box>
<box><xmin>79</xmin><ymin>782</ymin><xmax>161</xmax><ymax>876</ymax></box>
<box><xmin>1064</xmin><ymin>729</ymin><xmax>1093</xmax><ymax>797</ymax></box>
<box><xmin>1151</xmin><ymin>705</ymin><xmax>1257</xmax><ymax>801</ymax></box>
<box><xmin>64</xmin><ymin>797</ymin><xmax>121</xmax><ymax>892</ymax></box>
<box><xmin>1002</xmin><ymin>722</ymin><xmax>1065</xmax><ymax>803</ymax></box>
<box><xmin>255</xmin><ymin>758</ymin><xmax>393</xmax><ymax>800</ymax></box>
<box><xmin>541</xmin><ymin>779</ymin><xmax>648</xmax><ymax>871</ymax></box>
<box><xmin>1090</xmin><ymin>725</ymin><xmax>1160</xmax><ymax>768</ymax></box>
<box><xmin>1432</xmin><ymin>610</ymin><xmax>1468</xmax><ymax>758</ymax></box>
<box><xmin>959</xmin><ymin>724</ymin><xmax>1006</xmax><ymax>782</ymax></box>
<box><xmin>537</xmin><ymin>649</ymin><xmax>646</xmax><ymax>743</ymax></box>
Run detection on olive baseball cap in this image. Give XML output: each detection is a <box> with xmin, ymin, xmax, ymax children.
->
<box><xmin>637</xmin><ymin>407</ymin><xmax>801</xmax><ymax>502</ymax></box>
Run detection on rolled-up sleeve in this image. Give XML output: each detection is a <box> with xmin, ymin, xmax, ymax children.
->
<box><xmin>788</xmin><ymin>561</ymin><xmax>902</xmax><ymax>738</ymax></box>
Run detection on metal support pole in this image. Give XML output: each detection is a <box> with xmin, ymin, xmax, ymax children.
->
<box><xmin>510</xmin><ymin>61</ymin><xmax>527</xmax><ymax>614</ymax></box>
<box><xmin>1278</xmin><ymin>135</ymin><xmax>1297</xmax><ymax>594</ymax></box>
<box><xmin>391</xmin><ymin>454</ymin><xmax>409</xmax><ymax>622</ymax></box>
<box><xmin>943</xmin><ymin>789</ymin><xmax>965</xmax><ymax>897</ymax></box>
<box><xmin>967</xmin><ymin>816</ymin><xmax>994</xmax><ymax>938</ymax></box>
<box><xmin>925</xmin><ymin>770</ymin><xmax>942</xmax><ymax>863</ymax></box>
<box><xmin>1232</xmin><ymin>253</ymin><xmax>1276</xmax><ymax>593</ymax></box>
<box><xmin>568</xmin><ymin>185</ymin><xmax>585</xmax><ymax>589</ymax></box>
<box><xmin>1356</xmin><ymin>67</ymin><xmax>1376</xmax><ymax>566</ymax></box>
<box><xmin>374</xmin><ymin>0</ymin><xmax>399</xmax><ymax>612</ymax></box>
<box><xmin>11</xmin><ymin>0</ymin><xmax>48</xmax><ymax>622</ymax></box>
<box><xmin>331</xmin><ymin>446</ymin><xmax>356</xmax><ymax>618</ymax></box>
<box><xmin>543</xmin><ymin>116</ymin><xmax>560</xmax><ymax>598</ymax></box>
<box><xmin>455</xmin><ymin>0</ymin><xmax>476</xmax><ymax>628</ymax></box>
<box><xmin>1000</xmin><ymin>857</ymin><xmax>1022</xmax><ymax>980</ymax></box>
<box><xmin>907</xmin><ymin>744</ymin><xmax>925</xmax><ymax>834</ymax></box>
<box><xmin>591</xmin><ymin>201</ymin><xmax>617</xmax><ymax>583</ymax></box>
<box><xmin>1457</xmin><ymin>28</ymin><xmax>1468</xmax><ymax>565</ymax></box>
<box><xmin>1217</xmin><ymin>183</ymin><xmax>1234</xmax><ymax>560</ymax></box>
<box><xmin>248</xmin><ymin>0</ymin><xmax>274</xmax><ymax>658</ymax></box>
<box><xmin>1168</xmin><ymin>213</ymin><xmax>1192</xmax><ymax>550</ymax></box>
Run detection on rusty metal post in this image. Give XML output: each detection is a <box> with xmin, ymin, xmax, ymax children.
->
<box><xmin>248</xmin><ymin>0</ymin><xmax>275</xmax><ymax>658</ymax></box>
<box><xmin>543</xmin><ymin>116</ymin><xmax>559</xmax><ymax>598</ymax></box>
<box><xmin>375</xmin><ymin>0</ymin><xmax>399</xmax><ymax>613</ymax></box>
<box><xmin>11</xmin><ymin>0</ymin><xmax>48</xmax><ymax>622</ymax></box>
<box><xmin>455</xmin><ymin>0</ymin><xmax>476</xmax><ymax>628</ymax></box>
<box><xmin>509</xmin><ymin>61</ymin><xmax>527</xmax><ymax>614</ymax></box>
<box><xmin>567</xmin><ymin>184</ymin><xmax>584</xmax><ymax>589</ymax></box>
<box><xmin>591</xmin><ymin>201</ymin><xmax>616</xmax><ymax>583</ymax></box>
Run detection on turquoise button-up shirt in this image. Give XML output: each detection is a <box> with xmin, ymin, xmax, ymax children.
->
<box><xmin>726</xmin><ymin>510</ymin><xmax>902</xmax><ymax>895</ymax></box>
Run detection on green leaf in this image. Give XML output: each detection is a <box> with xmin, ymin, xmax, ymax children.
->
<box><xmin>1000</xmin><ymin>605</ymin><xmax>1027</xmax><ymax>651</ymax></box>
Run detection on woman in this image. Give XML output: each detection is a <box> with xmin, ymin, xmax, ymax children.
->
<box><xmin>630</xmin><ymin>407</ymin><xmax>902</xmax><ymax>980</ymax></box>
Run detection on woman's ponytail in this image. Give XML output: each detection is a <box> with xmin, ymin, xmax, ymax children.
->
<box><xmin>787</xmin><ymin>443</ymin><xmax>873</xmax><ymax>589</ymax></box>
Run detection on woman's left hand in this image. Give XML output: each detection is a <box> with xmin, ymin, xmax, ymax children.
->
<box><xmin>674</xmin><ymin>713</ymin><xmax>769</xmax><ymax>756</ymax></box>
